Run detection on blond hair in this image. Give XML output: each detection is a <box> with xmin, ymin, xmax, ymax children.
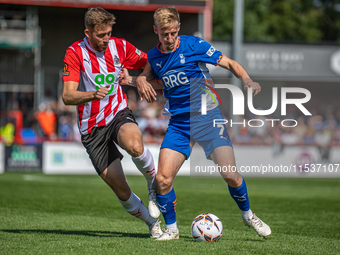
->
<box><xmin>153</xmin><ymin>6</ymin><xmax>180</xmax><ymax>28</ymax></box>
<box><xmin>85</xmin><ymin>7</ymin><xmax>116</xmax><ymax>30</ymax></box>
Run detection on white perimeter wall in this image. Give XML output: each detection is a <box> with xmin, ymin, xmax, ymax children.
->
<box><xmin>1</xmin><ymin>142</ymin><xmax>339</xmax><ymax>177</ymax></box>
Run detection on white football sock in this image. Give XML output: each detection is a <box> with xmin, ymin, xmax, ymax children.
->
<box><xmin>166</xmin><ymin>222</ymin><xmax>178</xmax><ymax>232</ymax></box>
<box><xmin>119</xmin><ymin>192</ymin><xmax>156</xmax><ymax>226</ymax></box>
<box><xmin>241</xmin><ymin>209</ymin><xmax>253</xmax><ymax>220</ymax></box>
<box><xmin>132</xmin><ymin>147</ymin><xmax>156</xmax><ymax>189</ymax></box>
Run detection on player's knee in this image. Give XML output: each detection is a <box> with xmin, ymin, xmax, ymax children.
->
<box><xmin>116</xmin><ymin>189</ymin><xmax>131</xmax><ymax>201</ymax></box>
<box><xmin>127</xmin><ymin>141</ymin><xmax>144</xmax><ymax>157</ymax></box>
<box><xmin>156</xmin><ymin>174</ymin><xmax>172</xmax><ymax>190</ymax></box>
<box><xmin>223</xmin><ymin>176</ymin><xmax>243</xmax><ymax>188</ymax></box>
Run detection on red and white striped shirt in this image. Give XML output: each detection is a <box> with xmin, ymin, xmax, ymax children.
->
<box><xmin>62</xmin><ymin>37</ymin><xmax>147</xmax><ymax>135</ymax></box>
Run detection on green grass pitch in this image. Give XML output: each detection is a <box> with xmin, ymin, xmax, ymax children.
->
<box><xmin>0</xmin><ymin>173</ymin><xmax>339</xmax><ymax>254</ymax></box>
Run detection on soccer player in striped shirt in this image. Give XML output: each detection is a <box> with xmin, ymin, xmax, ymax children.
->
<box><xmin>62</xmin><ymin>7</ymin><xmax>161</xmax><ymax>238</ymax></box>
<box><xmin>125</xmin><ymin>6</ymin><xmax>271</xmax><ymax>240</ymax></box>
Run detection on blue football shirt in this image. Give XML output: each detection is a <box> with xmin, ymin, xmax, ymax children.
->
<box><xmin>147</xmin><ymin>35</ymin><xmax>223</xmax><ymax>117</ymax></box>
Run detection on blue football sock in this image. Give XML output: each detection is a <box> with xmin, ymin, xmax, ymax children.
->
<box><xmin>156</xmin><ymin>187</ymin><xmax>177</xmax><ymax>225</ymax></box>
<box><xmin>228</xmin><ymin>178</ymin><xmax>250</xmax><ymax>211</ymax></box>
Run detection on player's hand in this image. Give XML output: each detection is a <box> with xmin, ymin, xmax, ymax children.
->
<box><xmin>243</xmin><ymin>78</ymin><xmax>261</xmax><ymax>96</ymax></box>
<box><xmin>119</xmin><ymin>68</ymin><xmax>132</xmax><ymax>86</ymax></box>
<box><xmin>136</xmin><ymin>75</ymin><xmax>157</xmax><ymax>103</ymax></box>
<box><xmin>94</xmin><ymin>85</ymin><xmax>110</xmax><ymax>100</ymax></box>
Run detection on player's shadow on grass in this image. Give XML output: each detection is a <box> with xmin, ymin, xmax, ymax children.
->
<box><xmin>183</xmin><ymin>237</ymin><xmax>267</xmax><ymax>243</ymax></box>
<box><xmin>1</xmin><ymin>229</ymin><xmax>150</xmax><ymax>239</ymax></box>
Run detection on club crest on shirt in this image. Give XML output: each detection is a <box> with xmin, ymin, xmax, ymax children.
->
<box><xmin>114</xmin><ymin>55</ymin><xmax>121</xmax><ymax>67</ymax></box>
<box><xmin>180</xmin><ymin>54</ymin><xmax>185</xmax><ymax>64</ymax></box>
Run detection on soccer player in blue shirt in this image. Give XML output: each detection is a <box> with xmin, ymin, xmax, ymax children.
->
<box><xmin>122</xmin><ymin>6</ymin><xmax>271</xmax><ymax>241</ymax></box>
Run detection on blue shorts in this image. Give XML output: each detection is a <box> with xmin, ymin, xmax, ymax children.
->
<box><xmin>161</xmin><ymin>108</ymin><xmax>232</xmax><ymax>160</ymax></box>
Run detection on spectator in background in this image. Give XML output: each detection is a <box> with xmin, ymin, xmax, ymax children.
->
<box><xmin>35</xmin><ymin>101</ymin><xmax>57</xmax><ymax>140</ymax></box>
<box><xmin>58</xmin><ymin>115</ymin><xmax>73</xmax><ymax>141</ymax></box>
<box><xmin>236</xmin><ymin>121</ymin><xmax>252</xmax><ymax>144</ymax></box>
<box><xmin>281</xmin><ymin>127</ymin><xmax>299</xmax><ymax>146</ymax></box>
<box><xmin>332</xmin><ymin>126</ymin><xmax>340</xmax><ymax>146</ymax></box>
<box><xmin>315</xmin><ymin>129</ymin><xmax>332</xmax><ymax>162</ymax></box>
<box><xmin>302</xmin><ymin>119</ymin><xmax>315</xmax><ymax>145</ymax></box>
<box><xmin>293</xmin><ymin>117</ymin><xmax>307</xmax><ymax>145</ymax></box>
<box><xmin>58</xmin><ymin>94</ymin><xmax>78</xmax><ymax>142</ymax></box>
<box><xmin>0</xmin><ymin>122</ymin><xmax>15</xmax><ymax>145</ymax></box>
<box><xmin>71</xmin><ymin>114</ymin><xmax>81</xmax><ymax>143</ymax></box>
<box><xmin>272</xmin><ymin>124</ymin><xmax>284</xmax><ymax>156</ymax></box>
<box><xmin>247</xmin><ymin>115</ymin><xmax>267</xmax><ymax>144</ymax></box>
<box><xmin>18</xmin><ymin>92</ymin><xmax>34</xmax><ymax>128</ymax></box>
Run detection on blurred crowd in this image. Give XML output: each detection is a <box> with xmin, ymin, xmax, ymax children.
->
<box><xmin>1</xmin><ymin>89</ymin><xmax>340</xmax><ymax>153</ymax></box>
<box><xmin>228</xmin><ymin>105</ymin><xmax>340</xmax><ymax>147</ymax></box>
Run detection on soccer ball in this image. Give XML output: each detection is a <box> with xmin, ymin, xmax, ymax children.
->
<box><xmin>191</xmin><ymin>213</ymin><xmax>223</xmax><ymax>242</ymax></box>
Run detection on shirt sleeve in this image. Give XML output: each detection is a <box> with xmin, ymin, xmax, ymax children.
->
<box><xmin>152</xmin><ymin>70</ymin><xmax>160</xmax><ymax>81</ymax></box>
<box><xmin>147</xmin><ymin>49</ymin><xmax>160</xmax><ymax>81</ymax></box>
<box><xmin>193</xmin><ymin>37</ymin><xmax>223</xmax><ymax>66</ymax></box>
<box><xmin>62</xmin><ymin>47</ymin><xmax>81</xmax><ymax>83</ymax></box>
<box><xmin>123</xmin><ymin>40</ymin><xmax>148</xmax><ymax>70</ymax></box>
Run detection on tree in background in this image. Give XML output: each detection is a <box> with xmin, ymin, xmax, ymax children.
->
<box><xmin>213</xmin><ymin>0</ymin><xmax>340</xmax><ymax>43</ymax></box>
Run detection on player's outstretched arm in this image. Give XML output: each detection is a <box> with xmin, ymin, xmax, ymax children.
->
<box><xmin>119</xmin><ymin>67</ymin><xmax>162</xmax><ymax>90</ymax></box>
<box><xmin>62</xmin><ymin>81</ymin><xmax>110</xmax><ymax>105</ymax></box>
<box><xmin>218</xmin><ymin>55</ymin><xmax>261</xmax><ymax>96</ymax></box>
